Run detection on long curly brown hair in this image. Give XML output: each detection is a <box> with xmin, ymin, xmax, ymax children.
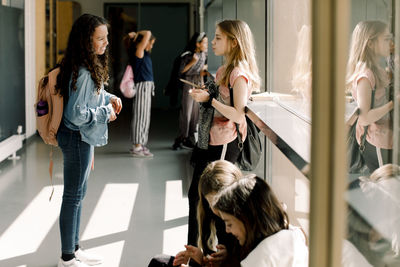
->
<box><xmin>56</xmin><ymin>14</ymin><xmax>109</xmax><ymax>97</ymax></box>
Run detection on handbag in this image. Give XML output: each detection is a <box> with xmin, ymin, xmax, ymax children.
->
<box><xmin>120</xmin><ymin>64</ymin><xmax>136</xmax><ymax>98</ymax></box>
<box><xmin>229</xmin><ymin>86</ymin><xmax>262</xmax><ymax>171</ymax></box>
<box><xmin>347</xmin><ymin>89</ymin><xmax>375</xmax><ymax>174</ymax></box>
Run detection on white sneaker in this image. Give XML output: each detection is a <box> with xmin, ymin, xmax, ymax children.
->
<box><xmin>58</xmin><ymin>258</ymin><xmax>89</xmax><ymax>267</ymax></box>
<box><xmin>75</xmin><ymin>248</ymin><xmax>103</xmax><ymax>265</ymax></box>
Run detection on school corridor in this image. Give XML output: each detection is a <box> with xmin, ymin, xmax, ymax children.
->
<box><xmin>0</xmin><ymin>108</ymin><xmax>197</xmax><ymax>267</ymax></box>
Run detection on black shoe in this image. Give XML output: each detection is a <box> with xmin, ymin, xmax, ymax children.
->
<box><xmin>172</xmin><ymin>138</ymin><xmax>183</xmax><ymax>150</ymax></box>
<box><xmin>181</xmin><ymin>138</ymin><xmax>195</xmax><ymax>150</ymax></box>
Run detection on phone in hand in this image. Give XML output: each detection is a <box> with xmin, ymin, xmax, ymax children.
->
<box><xmin>179</xmin><ymin>78</ymin><xmax>202</xmax><ymax>89</ymax></box>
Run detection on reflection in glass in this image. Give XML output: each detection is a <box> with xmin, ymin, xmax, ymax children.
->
<box><xmin>346</xmin><ymin>21</ymin><xmax>394</xmax><ymax>174</ymax></box>
<box><xmin>347</xmin><ymin>165</ymin><xmax>400</xmax><ymax>266</ymax></box>
<box><xmin>291</xmin><ymin>24</ymin><xmax>312</xmax><ymax>105</ymax></box>
<box><xmin>344</xmin><ymin>0</ymin><xmax>399</xmax><ymax>264</ymax></box>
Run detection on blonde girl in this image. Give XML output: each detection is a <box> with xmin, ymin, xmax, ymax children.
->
<box><xmin>346</xmin><ymin>20</ymin><xmax>394</xmax><ymax>172</ymax></box>
<box><xmin>172</xmin><ymin>160</ymin><xmax>244</xmax><ymax>267</ymax></box>
<box><xmin>187</xmin><ymin>19</ymin><xmax>260</xmax><ymax>246</ymax></box>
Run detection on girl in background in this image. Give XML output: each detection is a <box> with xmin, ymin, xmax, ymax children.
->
<box><xmin>213</xmin><ymin>176</ymin><xmax>308</xmax><ymax>267</ymax></box>
<box><xmin>172</xmin><ymin>32</ymin><xmax>208</xmax><ymax>150</ymax></box>
<box><xmin>346</xmin><ymin>21</ymin><xmax>394</xmax><ymax>172</ymax></box>
<box><xmin>56</xmin><ymin>14</ymin><xmax>122</xmax><ymax>267</ymax></box>
<box><xmin>126</xmin><ymin>30</ymin><xmax>156</xmax><ymax>158</ymax></box>
<box><xmin>188</xmin><ymin>19</ymin><xmax>260</xmax><ymax>246</ymax></box>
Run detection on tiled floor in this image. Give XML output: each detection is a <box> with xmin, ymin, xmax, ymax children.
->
<box><xmin>0</xmin><ymin>108</ymin><xmax>193</xmax><ymax>267</ymax></box>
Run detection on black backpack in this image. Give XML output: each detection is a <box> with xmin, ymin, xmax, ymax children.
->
<box><xmin>164</xmin><ymin>51</ymin><xmax>191</xmax><ymax>106</ymax></box>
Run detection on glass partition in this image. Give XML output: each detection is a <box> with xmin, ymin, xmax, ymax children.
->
<box><xmin>269</xmin><ymin>0</ymin><xmax>311</xmax><ymax>121</ymax></box>
<box><xmin>344</xmin><ymin>0</ymin><xmax>400</xmax><ymax>266</ymax></box>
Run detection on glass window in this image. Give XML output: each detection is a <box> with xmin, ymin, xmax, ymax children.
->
<box><xmin>344</xmin><ymin>0</ymin><xmax>400</xmax><ymax>266</ymax></box>
<box><xmin>269</xmin><ymin>0</ymin><xmax>311</xmax><ymax>121</ymax></box>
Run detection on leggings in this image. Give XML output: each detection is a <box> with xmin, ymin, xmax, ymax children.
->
<box><xmin>363</xmin><ymin>140</ymin><xmax>392</xmax><ymax>173</ymax></box>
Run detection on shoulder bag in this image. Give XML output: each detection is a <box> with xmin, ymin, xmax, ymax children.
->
<box><xmin>347</xmin><ymin>89</ymin><xmax>375</xmax><ymax>174</ymax></box>
<box><xmin>229</xmin><ymin>86</ymin><xmax>262</xmax><ymax>171</ymax></box>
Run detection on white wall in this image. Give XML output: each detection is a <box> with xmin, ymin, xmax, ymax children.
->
<box><xmin>25</xmin><ymin>0</ymin><xmax>36</xmax><ymax>138</ymax></box>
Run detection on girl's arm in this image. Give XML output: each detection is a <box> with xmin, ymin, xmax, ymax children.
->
<box><xmin>135</xmin><ymin>30</ymin><xmax>151</xmax><ymax>58</ymax></box>
<box><xmin>66</xmin><ymin>70</ymin><xmax>117</xmax><ymax>126</ymax></box>
<box><xmin>357</xmin><ymin>78</ymin><xmax>393</xmax><ymax>126</ymax></box>
<box><xmin>181</xmin><ymin>53</ymin><xmax>199</xmax><ymax>74</ymax></box>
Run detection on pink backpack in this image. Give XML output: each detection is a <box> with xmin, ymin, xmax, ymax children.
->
<box><xmin>120</xmin><ymin>65</ymin><xmax>136</xmax><ymax>98</ymax></box>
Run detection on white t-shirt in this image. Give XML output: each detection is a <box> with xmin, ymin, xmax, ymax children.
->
<box><xmin>241</xmin><ymin>227</ymin><xmax>308</xmax><ymax>267</ymax></box>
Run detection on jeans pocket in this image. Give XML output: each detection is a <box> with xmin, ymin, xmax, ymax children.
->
<box><xmin>57</xmin><ymin>129</ymin><xmax>71</xmax><ymax>148</ymax></box>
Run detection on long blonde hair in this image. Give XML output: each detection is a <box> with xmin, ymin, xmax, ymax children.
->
<box><xmin>197</xmin><ymin>160</ymin><xmax>244</xmax><ymax>253</ymax></box>
<box><xmin>216</xmin><ymin>20</ymin><xmax>261</xmax><ymax>92</ymax></box>
<box><xmin>291</xmin><ymin>25</ymin><xmax>312</xmax><ymax>101</ymax></box>
<box><xmin>346</xmin><ymin>20</ymin><xmax>389</xmax><ymax>93</ymax></box>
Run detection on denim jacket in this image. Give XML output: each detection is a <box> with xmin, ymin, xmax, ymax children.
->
<box><xmin>63</xmin><ymin>67</ymin><xmax>114</xmax><ymax>147</ymax></box>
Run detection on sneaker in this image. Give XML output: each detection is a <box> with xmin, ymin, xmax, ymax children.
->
<box><xmin>58</xmin><ymin>258</ymin><xmax>89</xmax><ymax>267</ymax></box>
<box><xmin>130</xmin><ymin>146</ymin><xmax>153</xmax><ymax>158</ymax></box>
<box><xmin>75</xmin><ymin>248</ymin><xmax>103</xmax><ymax>265</ymax></box>
<box><xmin>142</xmin><ymin>146</ymin><xmax>154</xmax><ymax>157</ymax></box>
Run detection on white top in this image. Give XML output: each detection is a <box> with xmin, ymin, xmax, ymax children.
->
<box><xmin>241</xmin><ymin>227</ymin><xmax>308</xmax><ymax>267</ymax></box>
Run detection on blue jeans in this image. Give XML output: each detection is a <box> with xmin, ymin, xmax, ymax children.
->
<box><xmin>57</xmin><ymin>122</ymin><xmax>94</xmax><ymax>254</ymax></box>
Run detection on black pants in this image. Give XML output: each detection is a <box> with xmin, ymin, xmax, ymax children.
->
<box><xmin>187</xmin><ymin>138</ymin><xmax>241</xmax><ymax>246</ymax></box>
<box><xmin>363</xmin><ymin>140</ymin><xmax>392</xmax><ymax>173</ymax></box>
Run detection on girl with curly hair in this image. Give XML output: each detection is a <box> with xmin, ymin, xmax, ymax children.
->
<box><xmin>55</xmin><ymin>14</ymin><xmax>122</xmax><ymax>267</ymax></box>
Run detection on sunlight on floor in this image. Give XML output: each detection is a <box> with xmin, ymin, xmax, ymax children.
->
<box><xmin>82</xmin><ymin>183</ymin><xmax>138</xmax><ymax>241</ymax></box>
<box><xmin>0</xmin><ymin>185</ymin><xmax>62</xmax><ymax>260</ymax></box>
<box><xmin>164</xmin><ymin>180</ymin><xmax>188</xmax><ymax>221</ymax></box>
<box><xmin>84</xmin><ymin>241</ymin><xmax>125</xmax><ymax>267</ymax></box>
<box><xmin>163</xmin><ymin>225</ymin><xmax>188</xmax><ymax>256</ymax></box>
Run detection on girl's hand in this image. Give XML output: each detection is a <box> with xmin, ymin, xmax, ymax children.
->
<box><xmin>190</xmin><ymin>88</ymin><xmax>210</xmax><ymax>103</ymax></box>
<box><xmin>173</xmin><ymin>245</ymin><xmax>203</xmax><ymax>266</ymax></box>
<box><xmin>108</xmin><ymin>104</ymin><xmax>117</xmax><ymax>122</ymax></box>
<box><xmin>200</xmin><ymin>69</ymin><xmax>208</xmax><ymax>77</ymax></box>
<box><xmin>184</xmin><ymin>245</ymin><xmax>204</xmax><ymax>264</ymax></box>
<box><xmin>110</xmin><ymin>96</ymin><xmax>122</xmax><ymax>114</ymax></box>
<box><xmin>173</xmin><ymin>250</ymin><xmax>190</xmax><ymax>266</ymax></box>
<box><xmin>208</xmin><ymin>244</ymin><xmax>228</xmax><ymax>264</ymax></box>
<box><xmin>128</xmin><ymin>32</ymin><xmax>136</xmax><ymax>39</ymax></box>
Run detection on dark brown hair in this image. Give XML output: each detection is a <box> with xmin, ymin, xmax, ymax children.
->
<box><xmin>214</xmin><ymin>176</ymin><xmax>289</xmax><ymax>259</ymax></box>
<box><xmin>56</xmin><ymin>14</ymin><xmax>109</xmax><ymax>97</ymax></box>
